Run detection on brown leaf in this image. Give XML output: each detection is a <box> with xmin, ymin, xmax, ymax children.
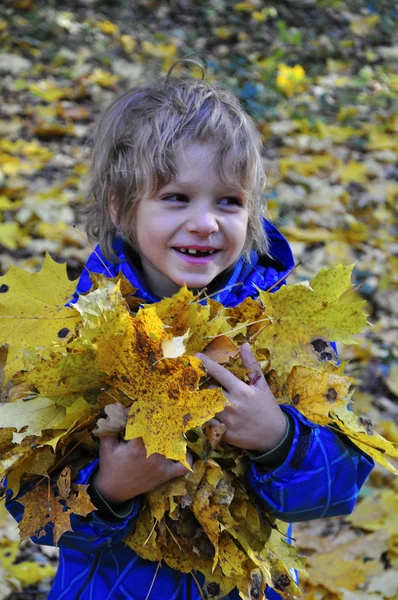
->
<box><xmin>202</xmin><ymin>336</ymin><xmax>238</xmax><ymax>364</ymax></box>
<box><xmin>203</xmin><ymin>421</ymin><xmax>226</xmax><ymax>450</ymax></box>
<box><xmin>56</xmin><ymin>465</ymin><xmax>72</xmax><ymax>499</ymax></box>
<box><xmin>19</xmin><ymin>483</ymin><xmax>96</xmax><ymax>544</ymax></box>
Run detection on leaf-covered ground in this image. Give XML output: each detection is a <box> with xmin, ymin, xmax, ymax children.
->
<box><xmin>0</xmin><ymin>0</ymin><xmax>397</xmax><ymax>598</ymax></box>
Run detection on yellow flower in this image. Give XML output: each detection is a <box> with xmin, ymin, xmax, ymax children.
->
<box><xmin>276</xmin><ymin>63</ymin><xmax>306</xmax><ymax>97</ymax></box>
<box><xmin>99</xmin><ymin>20</ymin><xmax>119</xmax><ymax>36</ymax></box>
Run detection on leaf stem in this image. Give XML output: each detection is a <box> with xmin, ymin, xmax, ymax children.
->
<box><xmin>73</xmin><ymin>225</ymin><xmax>114</xmax><ymax>278</ymax></box>
<box><xmin>190</xmin><ymin>571</ymin><xmax>206</xmax><ymax>600</ymax></box>
<box><xmin>165</xmin><ymin>521</ymin><xmax>183</xmax><ymax>553</ymax></box>
<box><xmin>204</xmin><ymin>316</ymin><xmax>273</xmax><ymax>340</ymax></box>
<box><xmin>265</xmin><ymin>261</ymin><xmax>302</xmax><ymax>293</ymax></box>
<box><xmin>143</xmin><ymin>518</ymin><xmax>158</xmax><ymax>547</ymax></box>
<box><xmin>192</xmin><ymin>281</ymin><xmax>243</xmax><ymax>303</ymax></box>
<box><xmin>144</xmin><ymin>560</ymin><xmax>162</xmax><ymax>600</ymax></box>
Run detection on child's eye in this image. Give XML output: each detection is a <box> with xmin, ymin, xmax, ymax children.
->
<box><xmin>219</xmin><ymin>197</ymin><xmax>243</xmax><ymax>207</ymax></box>
<box><xmin>161</xmin><ymin>194</ymin><xmax>188</xmax><ymax>203</ymax></box>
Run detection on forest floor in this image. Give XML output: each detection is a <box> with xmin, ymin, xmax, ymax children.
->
<box><xmin>0</xmin><ymin>0</ymin><xmax>397</xmax><ymax>598</ymax></box>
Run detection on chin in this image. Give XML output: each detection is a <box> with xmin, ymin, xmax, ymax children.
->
<box><xmin>179</xmin><ymin>278</ymin><xmax>212</xmax><ymax>290</ymax></box>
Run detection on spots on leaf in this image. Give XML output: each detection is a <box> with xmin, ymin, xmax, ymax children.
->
<box><xmin>250</xmin><ymin>573</ymin><xmax>261</xmax><ymax>599</ymax></box>
<box><xmin>206</xmin><ymin>582</ymin><xmax>220</xmax><ymax>597</ymax></box>
<box><xmin>326</xmin><ymin>388</ymin><xmax>338</xmax><ymax>402</ymax></box>
<box><xmin>0</xmin><ymin>284</ymin><xmax>9</xmax><ymax>293</ymax></box>
<box><xmin>57</xmin><ymin>327</ymin><xmax>69</xmax><ymax>339</ymax></box>
<box><xmin>183</xmin><ymin>413</ymin><xmax>191</xmax><ymax>426</ymax></box>
<box><xmin>311</xmin><ymin>338</ymin><xmax>335</xmax><ymax>361</ymax></box>
<box><xmin>274</xmin><ymin>573</ymin><xmax>290</xmax><ymax>591</ymax></box>
<box><xmin>311</xmin><ymin>338</ymin><xmax>328</xmax><ymax>353</ymax></box>
<box><xmin>148</xmin><ymin>351</ymin><xmax>157</xmax><ymax>368</ymax></box>
<box><xmin>359</xmin><ymin>416</ymin><xmax>374</xmax><ymax>435</ymax></box>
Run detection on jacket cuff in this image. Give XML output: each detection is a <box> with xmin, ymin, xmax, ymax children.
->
<box><xmin>88</xmin><ymin>470</ymin><xmax>136</xmax><ymax>520</ymax></box>
<box><xmin>248</xmin><ymin>405</ymin><xmax>318</xmax><ymax>482</ymax></box>
<box><xmin>248</xmin><ymin>413</ymin><xmax>294</xmax><ymax>468</ymax></box>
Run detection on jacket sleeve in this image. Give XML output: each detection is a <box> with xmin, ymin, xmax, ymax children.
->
<box><xmin>245</xmin><ymin>405</ymin><xmax>374</xmax><ymax>522</ymax></box>
<box><xmin>5</xmin><ymin>460</ymin><xmax>143</xmax><ymax>553</ymax></box>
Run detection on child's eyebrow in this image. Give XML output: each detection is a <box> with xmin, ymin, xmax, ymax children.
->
<box><xmin>160</xmin><ymin>179</ymin><xmax>242</xmax><ymax>195</ymax></box>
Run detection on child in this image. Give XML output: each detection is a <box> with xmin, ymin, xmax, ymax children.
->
<box><xmin>7</xmin><ymin>64</ymin><xmax>373</xmax><ymax>600</ymax></box>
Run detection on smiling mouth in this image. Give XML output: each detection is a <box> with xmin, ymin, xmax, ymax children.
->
<box><xmin>173</xmin><ymin>248</ymin><xmax>220</xmax><ymax>257</ymax></box>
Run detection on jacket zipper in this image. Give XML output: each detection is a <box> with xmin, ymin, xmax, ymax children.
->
<box><xmin>74</xmin><ymin>553</ymin><xmax>100</xmax><ymax>600</ymax></box>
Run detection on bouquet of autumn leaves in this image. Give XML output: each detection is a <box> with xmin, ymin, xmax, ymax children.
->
<box><xmin>0</xmin><ymin>256</ymin><xmax>397</xmax><ymax>599</ymax></box>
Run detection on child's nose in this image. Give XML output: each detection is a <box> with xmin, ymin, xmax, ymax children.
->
<box><xmin>185</xmin><ymin>208</ymin><xmax>219</xmax><ymax>235</ymax></box>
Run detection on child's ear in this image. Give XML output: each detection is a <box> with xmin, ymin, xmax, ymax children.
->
<box><xmin>108</xmin><ymin>191</ymin><xmax>118</xmax><ymax>227</ymax></box>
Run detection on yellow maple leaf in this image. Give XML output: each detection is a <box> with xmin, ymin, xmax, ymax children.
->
<box><xmin>124</xmin><ymin>506</ymin><xmax>162</xmax><ymax>562</ymax></box>
<box><xmin>191</xmin><ymin>461</ymin><xmax>237</xmax><ymax>569</ymax></box>
<box><xmin>156</xmin><ymin>286</ymin><xmax>231</xmax><ymax>354</ymax></box>
<box><xmin>336</xmin><ymin>159</ymin><xmax>368</xmax><ymax>184</ymax></box>
<box><xmin>147</xmin><ymin>477</ymin><xmax>187</xmax><ymax>522</ymax></box>
<box><xmin>254</xmin><ymin>264</ymin><xmax>368</xmax><ymax>379</ymax></box>
<box><xmin>23</xmin><ymin>351</ymin><xmax>105</xmax><ymax>400</ymax></box>
<box><xmin>88</xmin><ymin>68</ymin><xmax>119</xmax><ymax>88</ymax></box>
<box><xmin>306</xmin><ymin>550</ymin><xmax>374</xmax><ymax>594</ymax></box>
<box><xmin>0</xmin><ymin>541</ymin><xmax>56</xmax><ymax>586</ymax></box>
<box><xmin>0</xmin><ymin>222</ymin><xmax>30</xmax><ymax>250</ymax></box>
<box><xmin>2</xmin><ymin>441</ymin><xmax>57</xmax><ymax>498</ymax></box>
<box><xmin>283</xmin><ymin>366</ymin><xmax>353</xmax><ymax>425</ymax></box>
<box><xmin>0</xmin><ymin>397</ymin><xmax>66</xmax><ymax>443</ymax></box>
<box><xmin>141</xmin><ymin>40</ymin><xmax>177</xmax><ymax>59</ymax></box>
<box><xmin>126</xmin><ymin>386</ymin><xmax>226</xmax><ymax>468</ymax></box>
<box><xmin>347</xmin><ymin>490</ymin><xmax>398</xmax><ymax>534</ymax></box>
<box><xmin>330</xmin><ymin>404</ymin><xmax>398</xmax><ymax>474</ymax></box>
<box><xmin>0</xmin><ymin>253</ymin><xmax>80</xmax><ymax>381</ymax></box>
<box><xmin>74</xmin><ymin>277</ymin><xmax>130</xmax><ymax>339</ymax></box>
<box><xmin>93</xmin><ymin>305</ymin><xmax>227</xmax><ymax>467</ymax></box>
<box><xmin>28</xmin><ymin>81</ymin><xmax>72</xmax><ymax>103</ymax></box>
<box><xmin>0</xmin><ymin>428</ymin><xmax>24</xmax><ymax>481</ymax></box>
<box><xmin>125</xmin><ymin>508</ymin><xmax>236</xmax><ymax>597</ymax></box>
<box><xmin>228</xmin><ymin>503</ymin><xmax>303</xmax><ymax>596</ymax></box>
<box><xmin>218</xmin><ymin>532</ymin><xmax>251</xmax><ymax>579</ymax></box>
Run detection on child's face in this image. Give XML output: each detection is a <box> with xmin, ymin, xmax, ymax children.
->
<box><xmin>133</xmin><ymin>141</ymin><xmax>249</xmax><ymax>297</ymax></box>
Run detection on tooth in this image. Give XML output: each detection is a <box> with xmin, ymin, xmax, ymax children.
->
<box><xmin>208</xmin><ymin>250</ymin><xmax>214</xmax><ymax>255</ymax></box>
<box><xmin>188</xmin><ymin>249</ymin><xmax>197</xmax><ymax>254</ymax></box>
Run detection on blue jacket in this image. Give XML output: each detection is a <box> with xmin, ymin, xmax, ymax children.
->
<box><xmin>6</xmin><ymin>219</ymin><xmax>373</xmax><ymax>600</ymax></box>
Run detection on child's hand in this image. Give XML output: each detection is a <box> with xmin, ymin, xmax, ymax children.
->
<box><xmin>197</xmin><ymin>342</ymin><xmax>287</xmax><ymax>453</ymax></box>
<box><xmin>94</xmin><ymin>436</ymin><xmax>191</xmax><ymax>505</ymax></box>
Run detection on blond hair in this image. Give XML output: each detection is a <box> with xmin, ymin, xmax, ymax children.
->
<box><xmin>84</xmin><ymin>67</ymin><xmax>268</xmax><ymax>261</ymax></box>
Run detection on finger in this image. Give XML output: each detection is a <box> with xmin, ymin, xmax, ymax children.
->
<box><xmin>206</xmin><ymin>417</ymin><xmax>222</xmax><ymax>427</ymax></box>
<box><xmin>197</xmin><ymin>353</ymin><xmax>242</xmax><ymax>393</ymax></box>
<box><xmin>99</xmin><ymin>434</ymin><xmax>119</xmax><ymax>455</ymax></box>
<box><xmin>186</xmin><ymin>451</ymin><xmax>194</xmax><ymax>468</ymax></box>
<box><xmin>240</xmin><ymin>342</ymin><xmax>266</xmax><ymax>388</ymax></box>
<box><xmin>168</xmin><ymin>459</ymin><xmax>190</xmax><ymax>478</ymax></box>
